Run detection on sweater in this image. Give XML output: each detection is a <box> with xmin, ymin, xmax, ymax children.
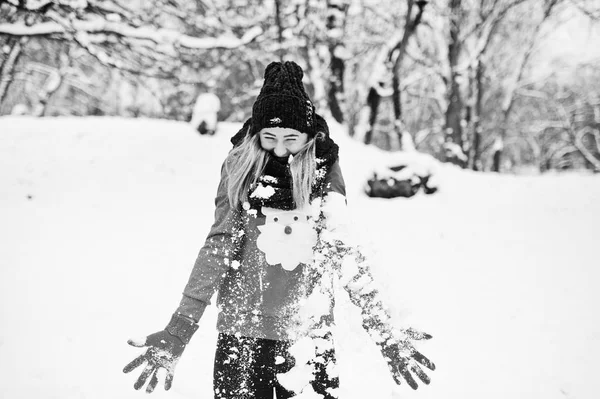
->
<box><xmin>176</xmin><ymin>159</ymin><xmax>346</xmax><ymax>340</ymax></box>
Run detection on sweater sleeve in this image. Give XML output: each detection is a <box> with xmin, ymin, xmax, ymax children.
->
<box><xmin>175</xmin><ymin>160</ymin><xmax>242</xmax><ymax>322</ymax></box>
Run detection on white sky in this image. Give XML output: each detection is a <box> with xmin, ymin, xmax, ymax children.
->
<box><xmin>537</xmin><ymin>7</ymin><xmax>600</xmax><ymax>68</ymax></box>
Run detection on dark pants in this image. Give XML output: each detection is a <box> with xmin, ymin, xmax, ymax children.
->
<box><xmin>213</xmin><ymin>333</ymin><xmax>339</xmax><ymax>399</ymax></box>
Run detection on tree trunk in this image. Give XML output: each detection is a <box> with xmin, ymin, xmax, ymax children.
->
<box><xmin>328</xmin><ymin>54</ymin><xmax>345</xmax><ymax>122</ymax></box>
<box><xmin>361</xmin><ymin>0</ymin><xmax>426</xmax><ymax>146</ymax></box>
<box><xmin>495</xmin><ymin>0</ymin><xmax>559</xmax><ymax>171</ymax></box>
<box><xmin>326</xmin><ymin>0</ymin><xmax>349</xmax><ymax>123</ymax></box>
<box><xmin>492</xmin><ymin>136</ymin><xmax>504</xmax><ymax>172</ymax></box>
<box><xmin>36</xmin><ymin>46</ymin><xmax>71</xmax><ymax>116</ymax></box>
<box><xmin>471</xmin><ymin>59</ymin><xmax>484</xmax><ymax>170</ymax></box>
<box><xmin>390</xmin><ymin>0</ymin><xmax>426</xmax><ymax>150</ymax></box>
<box><xmin>304</xmin><ymin>38</ymin><xmax>328</xmax><ymax>113</ymax></box>
<box><xmin>392</xmin><ymin>72</ymin><xmax>403</xmax><ymax>146</ymax></box>
<box><xmin>364</xmin><ymin>86</ymin><xmax>381</xmax><ymax>145</ymax></box>
<box><xmin>492</xmin><ymin>148</ymin><xmax>501</xmax><ymax>172</ymax></box>
<box><xmin>446</xmin><ymin>0</ymin><xmax>463</xmax><ymax>150</ymax></box>
<box><xmin>0</xmin><ymin>37</ymin><xmax>26</xmax><ymax>107</ymax></box>
<box><xmin>274</xmin><ymin>0</ymin><xmax>284</xmax><ymax>62</ymax></box>
<box><xmin>465</xmin><ymin>63</ymin><xmax>473</xmax><ymax>166</ymax></box>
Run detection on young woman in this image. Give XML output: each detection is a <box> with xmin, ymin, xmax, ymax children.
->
<box><xmin>123</xmin><ymin>61</ymin><xmax>435</xmax><ymax>399</ymax></box>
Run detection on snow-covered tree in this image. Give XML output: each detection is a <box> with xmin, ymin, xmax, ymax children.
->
<box><xmin>503</xmin><ymin>61</ymin><xmax>600</xmax><ymax>172</ymax></box>
<box><xmin>391</xmin><ymin>0</ymin><xmax>585</xmax><ymax>170</ymax></box>
<box><xmin>0</xmin><ymin>0</ymin><xmax>264</xmax><ymax>117</ymax></box>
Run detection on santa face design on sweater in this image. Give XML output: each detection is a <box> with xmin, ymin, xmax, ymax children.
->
<box><xmin>256</xmin><ymin>207</ymin><xmax>317</xmax><ymax>271</ymax></box>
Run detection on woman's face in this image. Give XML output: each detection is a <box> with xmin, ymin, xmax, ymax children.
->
<box><xmin>258</xmin><ymin>127</ymin><xmax>309</xmax><ymax>157</ymax></box>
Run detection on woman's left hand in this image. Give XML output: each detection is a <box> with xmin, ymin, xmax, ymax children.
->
<box><xmin>377</xmin><ymin>328</ymin><xmax>435</xmax><ymax>390</ymax></box>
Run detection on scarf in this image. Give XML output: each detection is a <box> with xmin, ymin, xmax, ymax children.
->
<box><xmin>230</xmin><ymin>116</ymin><xmax>339</xmax><ymax>211</ymax></box>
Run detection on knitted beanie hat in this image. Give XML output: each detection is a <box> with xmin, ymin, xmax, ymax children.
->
<box><xmin>249</xmin><ymin>61</ymin><xmax>316</xmax><ymax>137</ymax></box>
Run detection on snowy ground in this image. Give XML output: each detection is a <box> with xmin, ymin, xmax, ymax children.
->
<box><xmin>1</xmin><ymin>116</ymin><xmax>599</xmax><ymax>399</ymax></box>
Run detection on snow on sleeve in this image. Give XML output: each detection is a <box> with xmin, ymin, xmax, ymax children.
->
<box><xmin>313</xmin><ymin>226</ymin><xmax>400</xmax><ymax>346</ymax></box>
<box><xmin>339</xmin><ymin>254</ymin><xmax>359</xmax><ymax>286</ymax></box>
<box><xmin>320</xmin><ymin>191</ymin><xmax>358</xmax><ymax>246</ymax></box>
<box><xmin>296</xmin><ymin>287</ymin><xmax>331</xmax><ymax>327</ymax></box>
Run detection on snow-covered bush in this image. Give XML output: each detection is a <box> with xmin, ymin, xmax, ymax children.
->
<box><xmin>11</xmin><ymin>104</ymin><xmax>30</xmax><ymax>116</ymax></box>
<box><xmin>364</xmin><ymin>152</ymin><xmax>440</xmax><ymax>198</ymax></box>
<box><xmin>190</xmin><ymin>93</ymin><xmax>221</xmax><ymax>135</ymax></box>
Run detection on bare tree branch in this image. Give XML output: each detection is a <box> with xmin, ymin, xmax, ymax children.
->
<box><xmin>568</xmin><ymin>0</ymin><xmax>600</xmax><ymax>19</ymax></box>
<box><xmin>501</xmin><ymin>0</ymin><xmax>560</xmax><ymax>124</ymax></box>
<box><xmin>575</xmin><ymin>126</ymin><xmax>600</xmax><ymax>170</ymax></box>
<box><xmin>0</xmin><ymin>36</ymin><xmax>27</xmax><ymax>105</ymax></box>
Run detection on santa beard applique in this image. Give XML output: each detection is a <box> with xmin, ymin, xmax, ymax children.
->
<box><xmin>256</xmin><ymin>207</ymin><xmax>317</xmax><ymax>271</ymax></box>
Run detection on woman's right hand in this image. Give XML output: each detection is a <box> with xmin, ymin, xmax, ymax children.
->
<box><xmin>123</xmin><ymin>330</ymin><xmax>186</xmax><ymax>393</ymax></box>
<box><xmin>123</xmin><ymin>314</ymin><xmax>198</xmax><ymax>393</ymax></box>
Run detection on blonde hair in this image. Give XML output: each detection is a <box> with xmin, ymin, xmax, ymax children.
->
<box><xmin>225</xmin><ymin>130</ymin><xmax>321</xmax><ymax>209</ymax></box>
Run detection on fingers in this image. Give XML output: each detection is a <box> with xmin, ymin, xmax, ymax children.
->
<box><xmin>398</xmin><ymin>363</ymin><xmax>419</xmax><ymax>390</ymax></box>
<box><xmin>127</xmin><ymin>337</ymin><xmax>148</xmax><ymax>348</ymax></box>
<box><xmin>123</xmin><ymin>354</ymin><xmax>146</xmax><ymax>374</ymax></box>
<box><xmin>146</xmin><ymin>368</ymin><xmax>159</xmax><ymax>394</ymax></box>
<box><xmin>405</xmin><ymin>328</ymin><xmax>432</xmax><ymax>341</ymax></box>
<box><xmin>413</xmin><ymin>351</ymin><xmax>436</xmax><ymax>371</ymax></box>
<box><xmin>410</xmin><ymin>362</ymin><xmax>431</xmax><ymax>385</ymax></box>
<box><xmin>165</xmin><ymin>371</ymin><xmax>174</xmax><ymax>391</ymax></box>
<box><xmin>134</xmin><ymin>364</ymin><xmax>155</xmax><ymax>390</ymax></box>
<box><xmin>389</xmin><ymin>356</ymin><xmax>419</xmax><ymax>390</ymax></box>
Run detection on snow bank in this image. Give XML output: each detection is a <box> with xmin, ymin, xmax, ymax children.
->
<box><xmin>1</xmin><ymin>116</ymin><xmax>600</xmax><ymax>399</ymax></box>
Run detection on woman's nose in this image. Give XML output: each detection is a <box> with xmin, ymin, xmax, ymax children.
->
<box><xmin>273</xmin><ymin>143</ymin><xmax>288</xmax><ymax>157</ymax></box>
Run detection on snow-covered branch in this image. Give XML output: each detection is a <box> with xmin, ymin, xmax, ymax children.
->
<box><xmin>87</xmin><ymin>0</ymin><xmax>135</xmax><ymax>20</ymax></box>
<box><xmin>0</xmin><ymin>19</ymin><xmax>263</xmax><ymax>50</ymax></box>
<box><xmin>69</xmin><ymin>33</ymin><xmax>201</xmax><ymax>83</ymax></box>
<box><xmin>5</xmin><ymin>0</ymin><xmax>54</xmax><ymax>11</ymax></box>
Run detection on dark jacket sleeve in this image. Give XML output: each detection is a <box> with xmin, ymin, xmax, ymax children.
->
<box><xmin>323</xmin><ymin>160</ymin><xmax>346</xmax><ymax>197</ymax></box>
<box><xmin>176</xmin><ymin>161</ymin><xmax>242</xmax><ymax>322</ymax></box>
